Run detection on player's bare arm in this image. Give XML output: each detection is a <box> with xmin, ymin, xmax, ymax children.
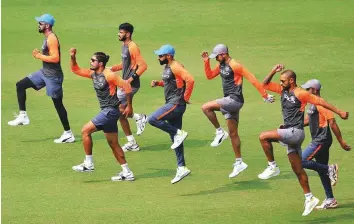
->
<box><xmin>328</xmin><ymin>118</ymin><xmax>351</xmax><ymax>151</ymax></box>
<box><xmin>263</xmin><ymin>64</ymin><xmax>285</xmax><ymax>84</ymax></box>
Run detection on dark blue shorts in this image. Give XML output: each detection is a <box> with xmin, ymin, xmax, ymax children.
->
<box><xmin>28</xmin><ymin>70</ymin><xmax>63</xmax><ymax>99</ymax></box>
<box><xmin>91</xmin><ymin>107</ymin><xmax>121</xmax><ymax>133</ymax></box>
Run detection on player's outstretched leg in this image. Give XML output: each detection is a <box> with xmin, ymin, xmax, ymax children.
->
<box><xmin>288</xmin><ymin>152</ymin><xmax>319</xmax><ymax>216</ymax></box>
<box><xmin>105</xmin><ymin>132</ymin><xmax>135</xmax><ymax>182</ymax></box>
<box><xmin>72</xmin><ymin>122</ymin><xmax>97</xmax><ymax>172</ymax></box>
<box><xmin>119</xmin><ymin>104</ymin><xmax>140</xmax><ymax>152</ymax></box>
<box><xmin>227</xmin><ymin>119</ymin><xmax>247</xmax><ymax>178</ymax></box>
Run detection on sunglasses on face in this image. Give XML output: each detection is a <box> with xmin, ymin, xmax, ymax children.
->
<box><xmin>158</xmin><ymin>55</ymin><xmax>165</xmax><ymax>58</ymax></box>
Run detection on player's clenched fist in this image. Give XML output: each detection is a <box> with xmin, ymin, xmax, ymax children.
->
<box><xmin>151</xmin><ymin>80</ymin><xmax>158</xmax><ymax>87</ymax></box>
<box><xmin>69</xmin><ymin>48</ymin><xmax>77</xmax><ymax>57</ymax></box>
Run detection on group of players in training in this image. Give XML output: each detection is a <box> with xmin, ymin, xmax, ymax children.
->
<box><xmin>8</xmin><ymin>14</ymin><xmax>351</xmax><ymax>216</ymax></box>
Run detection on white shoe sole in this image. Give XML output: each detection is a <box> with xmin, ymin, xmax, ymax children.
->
<box><xmin>72</xmin><ymin>168</ymin><xmax>94</xmax><ymax>172</ymax></box>
<box><xmin>8</xmin><ymin>121</ymin><xmax>30</xmax><ymax>126</ymax></box>
<box><xmin>122</xmin><ymin>146</ymin><xmax>140</xmax><ymax>152</ymax></box>
<box><xmin>229</xmin><ymin>164</ymin><xmax>248</xmax><ymax>178</ymax></box>
<box><xmin>302</xmin><ymin>197</ymin><xmax>320</xmax><ymax>216</ymax></box>
<box><xmin>171</xmin><ymin>132</ymin><xmax>188</xmax><ymax>150</ymax></box>
<box><xmin>111</xmin><ymin>176</ymin><xmax>135</xmax><ymax>182</ymax></box>
<box><xmin>54</xmin><ymin>137</ymin><xmax>75</xmax><ymax>144</ymax></box>
<box><xmin>210</xmin><ymin>132</ymin><xmax>229</xmax><ymax>147</ymax></box>
<box><xmin>315</xmin><ymin>202</ymin><xmax>338</xmax><ymax>210</ymax></box>
<box><xmin>171</xmin><ymin>170</ymin><xmax>191</xmax><ymax>184</ymax></box>
<box><xmin>258</xmin><ymin>169</ymin><xmax>280</xmax><ymax>180</ymax></box>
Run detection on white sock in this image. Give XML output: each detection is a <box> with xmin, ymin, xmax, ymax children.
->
<box><xmin>127</xmin><ymin>135</ymin><xmax>135</xmax><ymax>142</ymax></box>
<box><xmin>177</xmin><ymin>129</ymin><xmax>183</xmax><ymax>135</ymax></box>
<box><xmin>235</xmin><ymin>158</ymin><xmax>243</xmax><ymax>164</ymax></box>
<box><xmin>216</xmin><ymin>127</ymin><xmax>223</xmax><ymax>132</ymax></box>
<box><xmin>133</xmin><ymin>113</ymin><xmax>141</xmax><ymax>120</ymax></box>
<box><xmin>19</xmin><ymin>110</ymin><xmax>27</xmax><ymax>115</ymax></box>
<box><xmin>305</xmin><ymin>192</ymin><xmax>313</xmax><ymax>200</ymax></box>
<box><xmin>121</xmin><ymin>163</ymin><xmax>131</xmax><ymax>173</ymax></box>
<box><xmin>85</xmin><ymin>155</ymin><xmax>93</xmax><ymax>164</ymax></box>
<box><xmin>268</xmin><ymin>161</ymin><xmax>277</xmax><ymax>168</ymax></box>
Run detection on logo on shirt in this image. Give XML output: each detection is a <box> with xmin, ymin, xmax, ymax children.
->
<box><xmin>307</xmin><ymin>109</ymin><xmax>314</xmax><ymax>114</ymax></box>
<box><xmin>162</xmin><ymin>74</ymin><xmax>170</xmax><ymax>79</ymax></box>
<box><xmin>93</xmin><ymin>76</ymin><xmax>106</xmax><ymax>89</ymax></box>
<box><xmin>220</xmin><ymin>66</ymin><xmax>231</xmax><ymax>76</ymax></box>
<box><xmin>283</xmin><ymin>94</ymin><xmax>296</xmax><ymax>104</ymax></box>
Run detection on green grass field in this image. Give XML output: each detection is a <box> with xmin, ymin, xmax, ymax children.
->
<box><xmin>2</xmin><ymin>0</ymin><xmax>354</xmax><ymax>223</ymax></box>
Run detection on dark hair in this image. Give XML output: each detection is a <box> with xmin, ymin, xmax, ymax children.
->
<box><xmin>119</xmin><ymin>22</ymin><xmax>134</xmax><ymax>34</ymax></box>
<box><xmin>94</xmin><ymin>52</ymin><xmax>110</xmax><ymax>67</ymax></box>
<box><xmin>281</xmin><ymin>69</ymin><xmax>297</xmax><ymax>83</ymax></box>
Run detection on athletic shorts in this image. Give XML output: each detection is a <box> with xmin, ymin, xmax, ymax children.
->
<box><xmin>277</xmin><ymin>127</ymin><xmax>305</xmax><ymax>155</ymax></box>
<box><xmin>28</xmin><ymin>70</ymin><xmax>63</xmax><ymax>99</ymax></box>
<box><xmin>216</xmin><ymin>96</ymin><xmax>243</xmax><ymax>120</ymax></box>
<box><xmin>91</xmin><ymin>107</ymin><xmax>121</xmax><ymax>133</ymax></box>
<box><xmin>117</xmin><ymin>87</ymin><xmax>139</xmax><ymax>106</ymax></box>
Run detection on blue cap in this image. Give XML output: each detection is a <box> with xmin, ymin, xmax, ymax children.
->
<box><xmin>154</xmin><ymin>44</ymin><xmax>175</xmax><ymax>56</ymax></box>
<box><xmin>35</xmin><ymin>14</ymin><xmax>55</xmax><ymax>26</ymax></box>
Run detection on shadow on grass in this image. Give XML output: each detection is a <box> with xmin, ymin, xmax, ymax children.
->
<box><xmin>80</xmin><ymin>168</ymin><xmax>175</xmax><ymax>183</ymax></box>
<box><xmin>289</xmin><ymin>198</ymin><xmax>354</xmax><ymax>223</ymax></box>
<box><xmin>20</xmin><ymin>134</ymin><xmax>109</xmax><ymax>143</ymax></box>
<box><xmin>135</xmin><ymin>168</ymin><xmax>175</xmax><ymax>179</ymax></box>
<box><xmin>180</xmin><ymin>179</ymin><xmax>271</xmax><ymax>197</ymax></box>
<box><xmin>290</xmin><ymin>212</ymin><xmax>354</xmax><ymax>223</ymax></box>
<box><xmin>82</xmin><ymin>179</ymin><xmax>110</xmax><ymax>183</ymax></box>
<box><xmin>142</xmin><ymin>138</ymin><xmax>209</xmax><ymax>152</ymax></box>
<box><xmin>20</xmin><ymin>137</ymin><xmax>58</xmax><ymax>143</ymax></box>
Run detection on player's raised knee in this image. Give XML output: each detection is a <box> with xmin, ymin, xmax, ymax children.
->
<box><xmin>201</xmin><ymin>103</ymin><xmax>209</xmax><ymax>112</ymax></box>
<box><xmin>259</xmin><ymin>132</ymin><xmax>268</xmax><ymax>141</ymax></box>
<box><xmin>81</xmin><ymin>126</ymin><xmax>90</xmax><ymax>136</ymax></box>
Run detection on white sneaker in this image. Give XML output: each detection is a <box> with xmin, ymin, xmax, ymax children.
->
<box><xmin>328</xmin><ymin>164</ymin><xmax>339</xmax><ymax>186</ymax></box>
<box><xmin>171</xmin><ymin>130</ymin><xmax>188</xmax><ymax>149</ymax></box>
<box><xmin>136</xmin><ymin>114</ymin><xmax>148</xmax><ymax>136</ymax></box>
<box><xmin>122</xmin><ymin>141</ymin><xmax>140</xmax><ymax>152</ymax></box>
<box><xmin>229</xmin><ymin>162</ymin><xmax>248</xmax><ymax>178</ymax></box>
<box><xmin>302</xmin><ymin>196</ymin><xmax>320</xmax><ymax>216</ymax></box>
<box><xmin>210</xmin><ymin>129</ymin><xmax>229</xmax><ymax>147</ymax></box>
<box><xmin>258</xmin><ymin>166</ymin><xmax>280</xmax><ymax>179</ymax></box>
<box><xmin>111</xmin><ymin>171</ymin><xmax>135</xmax><ymax>181</ymax></box>
<box><xmin>8</xmin><ymin>112</ymin><xmax>30</xmax><ymax>126</ymax></box>
<box><xmin>54</xmin><ymin>131</ymin><xmax>75</xmax><ymax>143</ymax></box>
<box><xmin>315</xmin><ymin>198</ymin><xmax>338</xmax><ymax>210</ymax></box>
<box><xmin>72</xmin><ymin>161</ymin><xmax>95</xmax><ymax>172</ymax></box>
<box><xmin>171</xmin><ymin>166</ymin><xmax>191</xmax><ymax>184</ymax></box>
